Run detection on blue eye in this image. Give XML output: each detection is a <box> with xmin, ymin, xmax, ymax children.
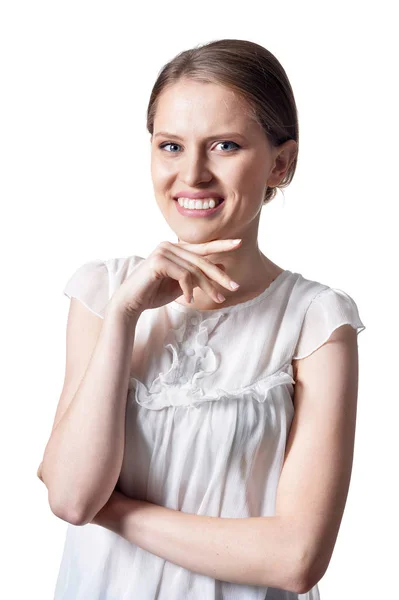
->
<box><xmin>159</xmin><ymin>142</ymin><xmax>181</xmax><ymax>153</ymax></box>
<box><xmin>215</xmin><ymin>141</ymin><xmax>240</xmax><ymax>151</ymax></box>
<box><xmin>159</xmin><ymin>141</ymin><xmax>240</xmax><ymax>153</ymax></box>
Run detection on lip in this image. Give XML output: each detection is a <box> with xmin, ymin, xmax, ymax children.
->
<box><xmin>173</xmin><ymin>191</ymin><xmax>224</xmax><ymax>200</ymax></box>
<box><xmin>175</xmin><ymin>198</ymin><xmax>225</xmax><ymax>218</ymax></box>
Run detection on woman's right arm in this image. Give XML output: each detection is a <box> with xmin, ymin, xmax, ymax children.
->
<box><xmin>42</xmin><ymin>239</ymin><xmax>241</xmax><ymax>525</ymax></box>
<box><xmin>41</xmin><ymin>297</ymin><xmax>140</xmax><ymax>526</ymax></box>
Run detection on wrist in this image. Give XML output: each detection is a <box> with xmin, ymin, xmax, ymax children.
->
<box><xmin>91</xmin><ymin>491</ymin><xmax>142</xmax><ymax>542</ymax></box>
<box><xmin>105</xmin><ymin>297</ymin><xmax>142</xmax><ymax>325</ymax></box>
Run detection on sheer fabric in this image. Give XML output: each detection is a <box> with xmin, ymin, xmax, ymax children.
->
<box><xmin>54</xmin><ymin>255</ymin><xmax>366</xmax><ymax>599</ymax></box>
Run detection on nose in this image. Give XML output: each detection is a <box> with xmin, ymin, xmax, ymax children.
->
<box><xmin>179</xmin><ymin>148</ymin><xmax>213</xmax><ymax>187</ymax></box>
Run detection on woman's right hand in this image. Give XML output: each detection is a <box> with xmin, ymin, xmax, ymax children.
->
<box><xmin>110</xmin><ymin>238</ymin><xmax>242</xmax><ymax>317</ymax></box>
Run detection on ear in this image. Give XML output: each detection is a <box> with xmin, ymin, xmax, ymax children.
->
<box><xmin>267</xmin><ymin>139</ymin><xmax>298</xmax><ymax>187</ymax></box>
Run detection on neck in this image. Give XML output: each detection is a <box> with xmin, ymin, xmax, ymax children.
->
<box><xmin>175</xmin><ymin>235</ymin><xmax>283</xmax><ymax>311</ymax></box>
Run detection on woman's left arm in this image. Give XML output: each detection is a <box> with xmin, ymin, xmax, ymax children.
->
<box><xmin>87</xmin><ymin>324</ymin><xmax>360</xmax><ymax>594</ymax></box>
<box><xmin>88</xmin><ymin>489</ymin><xmax>305</xmax><ymax>592</ymax></box>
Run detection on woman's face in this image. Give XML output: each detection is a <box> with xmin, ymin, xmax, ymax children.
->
<box><xmin>150</xmin><ymin>78</ymin><xmax>291</xmax><ymax>244</ymax></box>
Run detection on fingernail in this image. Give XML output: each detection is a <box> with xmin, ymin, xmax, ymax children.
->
<box><xmin>231</xmin><ymin>239</ymin><xmax>241</xmax><ymax>245</ymax></box>
<box><xmin>217</xmin><ymin>293</ymin><xmax>226</xmax><ymax>302</ymax></box>
<box><xmin>230</xmin><ymin>281</ymin><xmax>240</xmax><ymax>290</ymax></box>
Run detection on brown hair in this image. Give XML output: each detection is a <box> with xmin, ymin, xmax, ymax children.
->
<box><xmin>146</xmin><ymin>38</ymin><xmax>299</xmax><ymax>205</ymax></box>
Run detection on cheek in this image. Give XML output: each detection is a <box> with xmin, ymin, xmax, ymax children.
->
<box><xmin>151</xmin><ymin>158</ymin><xmax>175</xmax><ymax>185</ymax></box>
<box><xmin>239</xmin><ymin>158</ymin><xmax>267</xmax><ymax>190</ymax></box>
<box><xmin>227</xmin><ymin>162</ymin><xmax>258</xmax><ymax>192</ymax></box>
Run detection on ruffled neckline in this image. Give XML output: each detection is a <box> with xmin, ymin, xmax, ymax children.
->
<box><xmin>168</xmin><ymin>269</ymin><xmax>292</xmax><ymax>315</ymax></box>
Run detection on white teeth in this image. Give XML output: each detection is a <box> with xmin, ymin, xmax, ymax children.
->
<box><xmin>177</xmin><ymin>197</ymin><xmax>221</xmax><ymax>210</ymax></box>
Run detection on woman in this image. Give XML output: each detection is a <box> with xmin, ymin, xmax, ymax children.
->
<box><xmin>38</xmin><ymin>39</ymin><xmax>366</xmax><ymax>599</ymax></box>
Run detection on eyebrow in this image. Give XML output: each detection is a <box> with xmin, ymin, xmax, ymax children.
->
<box><xmin>154</xmin><ymin>131</ymin><xmax>247</xmax><ymax>141</ymax></box>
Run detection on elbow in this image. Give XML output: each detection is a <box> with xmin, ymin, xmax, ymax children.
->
<box><xmin>294</xmin><ymin>567</ymin><xmax>321</xmax><ymax>596</ymax></box>
<box><xmin>49</xmin><ymin>492</ymin><xmax>88</xmax><ymax>526</ymax></box>
<box><xmin>42</xmin><ymin>475</ymin><xmax>83</xmax><ymax>525</ymax></box>
<box><xmin>49</xmin><ymin>490</ymin><xmax>101</xmax><ymax>526</ymax></box>
<box><xmin>294</xmin><ymin>570</ymin><xmax>317</xmax><ymax>596</ymax></box>
<box><xmin>284</xmin><ymin>561</ymin><xmax>315</xmax><ymax>595</ymax></box>
<box><xmin>43</xmin><ymin>466</ymin><xmax>91</xmax><ymax>525</ymax></box>
<box><xmin>282</xmin><ymin>564</ymin><xmax>313</xmax><ymax>595</ymax></box>
<box><xmin>293</xmin><ymin>545</ymin><xmax>327</xmax><ymax>595</ymax></box>
<box><xmin>51</xmin><ymin>502</ymin><xmax>87</xmax><ymax>526</ymax></box>
<box><xmin>258</xmin><ymin>538</ymin><xmax>321</xmax><ymax>594</ymax></box>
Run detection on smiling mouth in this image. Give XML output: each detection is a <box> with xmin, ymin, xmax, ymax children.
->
<box><xmin>174</xmin><ymin>198</ymin><xmax>225</xmax><ymax>209</ymax></box>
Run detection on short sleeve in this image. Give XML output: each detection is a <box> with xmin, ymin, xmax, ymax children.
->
<box><xmin>292</xmin><ymin>287</ymin><xmax>366</xmax><ymax>360</ymax></box>
<box><xmin>63</xmin><ymin>259</ymin><xmax>110</xmax><ymax>319</ymax></box>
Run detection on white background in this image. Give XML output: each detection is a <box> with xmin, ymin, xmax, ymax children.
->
<box><xmin>1</xmin><ymin>1</ymin><xmax>397</xmax><ymax>598</ymax></box>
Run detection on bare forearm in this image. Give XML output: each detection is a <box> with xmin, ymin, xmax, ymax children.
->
<box><xmin>91</xmin><ymin>492</ymin><xmax>306</xmax><ymax>592</ymax></box>
<box><xmin>42</xmin><ymin>303</ymin><xmax>139</xmax><ymax>523</ymax></box>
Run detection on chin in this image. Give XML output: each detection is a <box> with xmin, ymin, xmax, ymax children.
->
<box><xmin>176</xmin><ymin>232</ymin><xmax>216</xmax><ymax>245</ymax></box>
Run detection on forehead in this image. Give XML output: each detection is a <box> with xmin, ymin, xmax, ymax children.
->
<box><xmin>154</xmin><ymin>79</ymin><xmax>258</xmax><ymax>133</ymax></box>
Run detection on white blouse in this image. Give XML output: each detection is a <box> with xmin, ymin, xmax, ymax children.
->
<box><xmin>54</xmin><ymin>254</ymin><xmax>366</xmax><ymax>600</ymax></box>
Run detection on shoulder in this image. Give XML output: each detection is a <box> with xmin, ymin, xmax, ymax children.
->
<box><xmin>63</xmin><ymin>253</ymin><xmax>146</xmax><ymax>318</ymax></box>
<box><xmin>107</xmin><ymin>254</ymin><xmax>146</xmax><ymax>281</ymax></box>
<box><xmin>290</xmin><ymin>272</ymin><xmax>366</xmax><ymax>362</ymax></box>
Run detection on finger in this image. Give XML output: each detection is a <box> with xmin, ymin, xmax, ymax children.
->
<box><xmin>177</xmin><ymin>238</ymin><xmax>242</xmax><ymax>256</ymax></box>
<box><xmin>159</xmin><ymin>248</ymin><xmax>226</xmax><ymax>304</ymax></box>
<box><xmin>179</xmin><ymin>271</ymin><xmax>195</xmax><ymax>304</ymax></box>
<box><xmin>160</xmin><ymin>241</ymin><xmax>239</xmax><ymax>292</ymax></box>
<box><xmin>152</xmin><ymin>254</ymin><xmax>194</xmax><ymax>303</ymax></box>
